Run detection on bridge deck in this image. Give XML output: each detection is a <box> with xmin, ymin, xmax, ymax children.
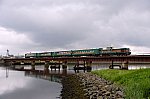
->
<box><xmin>3</xmin><ymin>55</ymin><xmax>150</xmax><ymax>63</ymax></box>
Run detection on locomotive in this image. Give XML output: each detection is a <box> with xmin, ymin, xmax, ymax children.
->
<box><xmin>25</xmin><ymin>47</ymin><xmax>131</xmax><ymax>58</ymax></box>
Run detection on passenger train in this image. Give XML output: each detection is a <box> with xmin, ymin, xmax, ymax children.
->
<box><xmin>25</xmin><ymin>47</ymin><xmax>131</xmax><ymax>58</ymax></box>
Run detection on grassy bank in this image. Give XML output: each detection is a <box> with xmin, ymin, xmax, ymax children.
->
<box><xmin>92</xmin><ymin>68</ymin><xmax>150</xmax><ymax>99</ymax></box>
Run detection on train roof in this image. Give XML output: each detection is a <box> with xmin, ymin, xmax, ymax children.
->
<box><xmin>72</xmin><ymin>48</ymin><xmax>102</xmax><ymax>51</ymax></box>
<box><xmin>25</xmin><ymin>47</ymin><xmax>130</xmax><ymax>54</ymax></box>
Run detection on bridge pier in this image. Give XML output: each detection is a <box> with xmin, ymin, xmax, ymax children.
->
<box><xmin>74</xmin><ymin>60</ymin><xmax>92</xmax><ymax>71</ymax></box>
<box><xmin>31</xmin><ymin>61</ymin><xmax>35</xmax><ymax>70</ymax></box>
<box><xmin>50</xmin><ymin>61</ymin><xmax>61</xmax><ymax>70</ymax></box>
<box><xmin>109</xmin><ymin>60</ymin><xmax>128</xmax><ymax>70</ymax></box>
<box><xmin>44</xmin><ymin>61</ymin><xmax>49</xmax><ymax>70</ymax></box>
<box><xmin>122</xmin><ymin>61</ymin><xmax>128</xmax><ymax>70</ymax></box>
<box><xmin>109</xmin><ymin>60</ymin><xmax>114</xmax><ymax>69</ymax></box>
<box><xmin>86</xmin><ymin>61</ymin><xmax>92</xmax><ymax>69</ymax></box>
<box><xmin>62</xmin><ymin>61</ymin><xmax>67</xmax><ymax>69</ymax></box>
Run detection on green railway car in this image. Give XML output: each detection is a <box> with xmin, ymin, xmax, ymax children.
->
<box><xmin>25</xmin><ymin>47</ymin><xmax>131</xmax><ymax>58</ymax></box>
<box><xmin>25</xmin><ymin>53</ymin><xmax>40</xmax><ymax>58</ymax></box>
<box><xmin>39</xmin><ymin>52</ymin><xmax>52</xmax><ymax>57</ymax></box>
<box><xmin>72</xmin><ymin>48</ymin><xmax>102</xmax><ymax>56</ymax></box>
<box><xmin>52</xmin><ymin>51</ymin><xmax>72</xmax><ymax>57</ymax></box>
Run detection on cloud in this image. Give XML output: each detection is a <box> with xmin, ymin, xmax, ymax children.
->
<box><xmin>0</xmin><ymin>27</ymin><xmax>38</xmax><ymax>55</ymax></box>
<box><xmin>0</xmin><ymin>0</ymin><xmax>150</xmax><ymax>55</ymax></box>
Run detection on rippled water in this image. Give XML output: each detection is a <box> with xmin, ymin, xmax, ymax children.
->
<box><xmin>0</xmin><ymin>63</ymin><xmax>150</xmax><ymax>99</ymax></box>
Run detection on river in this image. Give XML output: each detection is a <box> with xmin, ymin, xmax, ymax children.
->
<box><xmin>0</xmin><ymin>63</ymin><xmax>150</xmax><ymax>99</ymax></box>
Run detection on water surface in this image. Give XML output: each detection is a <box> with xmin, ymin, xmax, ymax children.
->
<box><xmin>0</xmin><ymin>63</ymin><xmax>150</xmax><ymax>99</ymax></box>
<box><xmin>0</xmin><ymin>67</ymin><xmax>62</xmax><ymax>99</ymax></box>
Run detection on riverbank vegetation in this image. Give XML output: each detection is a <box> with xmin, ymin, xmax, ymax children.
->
<box><xmin>92</xmin><ymin>68</ymin><xmax>150</xmax><ymax>99</ymax></box>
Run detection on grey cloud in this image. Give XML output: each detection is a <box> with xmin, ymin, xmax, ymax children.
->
<box><xmin>0</xmin><ymin>0</ymin><xmax>150</xmax><ymax>54</ymax></box>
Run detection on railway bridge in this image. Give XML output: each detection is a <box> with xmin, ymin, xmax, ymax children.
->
<box><xmin>3</xmin><ymin>55</ymin><xmax>150</xmax><ymax>70</ymax></box>
<box><xmin>3</xmin><ymin>55</ymin><xmax>150</xmax><ymax>63</ymax></box>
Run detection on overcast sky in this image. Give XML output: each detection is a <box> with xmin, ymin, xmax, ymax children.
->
<box><xmin>0</xmin><ymin>0</ymin><xmax>150</xmax><ymax>55</ymax></box>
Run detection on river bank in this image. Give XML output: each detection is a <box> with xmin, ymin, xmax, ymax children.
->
<box><xmin>92</xmin><ymin>68</ymin><xmax>150</xmax><ymax>99</ymax></box>
<box><xmin>61</xmin><ymin>72</ymin><xmax>124</xmax><ymax>99</ymax></box>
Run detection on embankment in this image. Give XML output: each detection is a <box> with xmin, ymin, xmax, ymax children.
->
<box><xmin>61</xmin><ymin>72</ymin><xmax>124</xmax><ymax>99</ymax></box>
<box><xmin>92</xmin><ymin>69</ymin><xmax>150</xmax><ymax>99</ymax></box>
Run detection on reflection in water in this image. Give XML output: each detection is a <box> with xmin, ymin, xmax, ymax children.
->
<box><xmin>0</xmin><ymin>66</ymin><xmax>62</xmax><ymax>99</ymax></box>
<box><xmin>24</xmin><ymin>69</ymin><xmax>68</xmax><ymax>83</ymax></box>
<box><xmin>5</xmin><ymin>65</ymin><xmax>9</xmax><ymax>78</ymax></box>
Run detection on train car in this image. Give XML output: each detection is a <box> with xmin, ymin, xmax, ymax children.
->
<box><xmin>72</xmin><ymin>48</ymin><xmax>102</xmax><ymax>56</ymax></box>
<box><xmin>51</xmin><ymin>51</ymin><xmax>72</xmax><ymax>57</ymax></box>
<box><xmin>25</xmin><ymin>53</ymin><xmax>39</xmax><ymax>58</ymax></box>
<box><xmin>25</xmin><ymin>47</ymin><xmax>131</xmax><ymax>58</ymax></box>
<box><xmin>102</xmin><ymin>47</ymin><xmax>131</xmax><ymax>56</ymax></box>
<box><xmin>113</xmin><ymin>48</ymin><xmax>131</xmax><ymax>56</ymax></box>
<box><xmin>39</xmin><ymin>52</ymin><xmax>52</xmax><ymax>57</ymax></box>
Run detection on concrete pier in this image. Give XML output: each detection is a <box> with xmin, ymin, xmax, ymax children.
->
<box><xmin>74</xmin><ymin>60</ymin><xmax>92</xmax><ymax>71</ymax></box>
<box><xmin>44</xmin><ymin>61</ymin><xmax>49</xmax><ymax>69</ymax></box>
<box><xmin>62</xmin><ymin>61</ymin><xmax>67</xmax><ymax>69</ymax></box>
<box><xmin>122</xmin><ymin>61</ymin><xmax>128</xmax><ymax>70</ymax></box>
<box><xmin>31</xmin><ymin>61</ymin><xmax>35</xmax><ymax>70</ymax></box>
<box><xmin>109</xmin><ymin>60</ymin><xmax>128</xmax><ymax>70</ymax></box>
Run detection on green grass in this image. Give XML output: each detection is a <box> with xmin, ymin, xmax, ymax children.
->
<box><xmin>92</xmin><ymin>68</ymin><xmax>150</xmax><ymax>99</ymax></box>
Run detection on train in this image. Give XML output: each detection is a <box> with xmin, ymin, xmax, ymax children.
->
<box><xmin>25</xmin><ymin>47</ymin><xmax>131</xmax><ymax>58</ymax></box>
